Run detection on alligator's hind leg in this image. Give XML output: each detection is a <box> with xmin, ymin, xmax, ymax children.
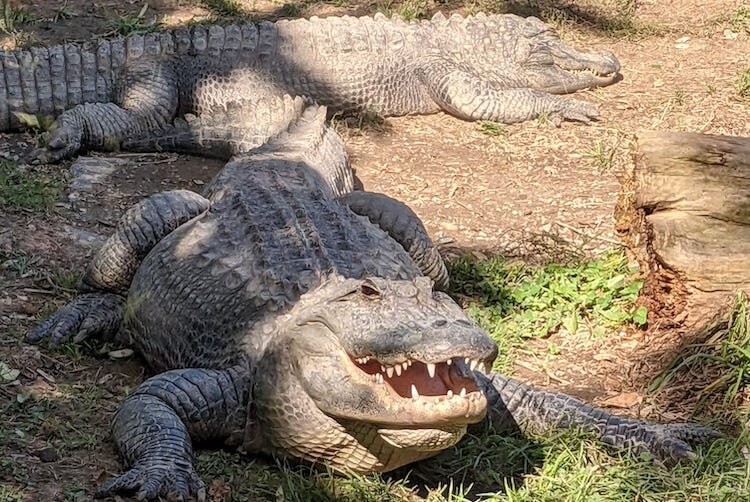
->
<box><xmin>477</xmin><ymin>373</ymin><xmax>723</xmax><ymax>463</ymax></box>
<box><xmin>418</xmin><ymin>58</ymin><xmax>599</xmax><ymax>125</ymax></box>
<box><xmin>28</xmin><ymin>190</ymin><xmax>209</xmax><ymax>347</ymax></box>
<box><xmin>29</xmin><ymin>58</ymin><xmax>180</xmax><ymax>163</ymax></box>
<box><xmin>341</xmin><ymin>191</ymin><xmax>449</xmax><ymax>290</ymax></box>
<box><xmin>97</xmin><ymin>364</ymin><xmax>251</xmax><ymax>501</ymax></box>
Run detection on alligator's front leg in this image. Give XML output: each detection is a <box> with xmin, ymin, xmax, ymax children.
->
<box><xmin>340</xmin><ymin>191</ymin><xmax>449</xmax><ymax>290</ymax></box>
<box><xmin>29</xmin><ymin>58</ymin><xmax>179</xmax><ymax>163</ymax></box>
<box><xmin>97</xmin><ymin>365</ymin><xmax>251</xmax><ymax>501</ymax></box>
<box><xmin>417</xmin><ymin>59</ymin><xmax>599</xmax><ymax>125</ymax></box>
<box><xmin>477</xmin><ymin>373</ymin><xmax>722</xmax><ymax>463</ymax></box>
<box><xmin>28</xmin><ymin>190</ymin><xmax>209</xmax><ymax>346</ymax></box>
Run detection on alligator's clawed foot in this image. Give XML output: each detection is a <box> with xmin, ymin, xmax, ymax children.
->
<box><xmin>552</xmin><ymin>99</ymin><xmax>600</xmax><ymax>125</ymax></box>
<box><xmin>95</xmin><ymin>463</ymin><xmax>206</xmax><ymax>501</ymax></box>
<box><xmin>622</xmin><ymin>422</ymin><xmax>724</xmax><ymax>465</ymax></box>
<box><xmin>27</xmin><ymin>127</ymin><xmax>83</xmax><ymax>164</ymax></box>
<box><xmin>26</xmin><ymin>293</ymin><xmax>123</xmax><ymax>347</ymax></box>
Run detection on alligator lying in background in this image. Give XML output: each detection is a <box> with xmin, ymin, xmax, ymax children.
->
<box><xmin>29</xmin><ymin>102</ymin><xmax>716</xmax><ymax>500</ymax></box>
<box><xmin>0</xmin><ymin>12</ymin><xmax>621</xmax><ymax>163</ymax></box>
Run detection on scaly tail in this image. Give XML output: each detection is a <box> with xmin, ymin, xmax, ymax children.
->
<box><xmin>2</xmin><ymin>22</ymin><xmax>264</xmax><ymax>133</ymax></box>
<box><xmin>479</xmin><ymin>373</ymin><xmax>723</xmax><ymax>463</ymax></box>
<box><xmin>208</xmin><ymin>103</ymin><xmax>355</xmax><ymax>199</ymax></box>
<box><xmin>122</xmin><ymin>95</ymin><xmax>308</xmax><ymax>160</ymax></box>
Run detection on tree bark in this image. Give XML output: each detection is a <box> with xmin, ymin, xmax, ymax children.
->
<box><xmin>632</xmin><ymin>130</ymin><xmax>750</xmax><ymax>293</ymax></box>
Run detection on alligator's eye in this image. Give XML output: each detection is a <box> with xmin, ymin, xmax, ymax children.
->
<box><xmin>360</xmin><ymin>280</ymin><xmax>381</xmax><ymax>299</ymax></box>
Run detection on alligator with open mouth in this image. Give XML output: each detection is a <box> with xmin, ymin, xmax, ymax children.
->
<box><xmin>27</xmin><ymin>103</ymin><xmax>718</xmax><ymax>501</ymax></box>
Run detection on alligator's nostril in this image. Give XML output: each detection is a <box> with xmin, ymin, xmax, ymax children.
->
<box><xmin>433</xmin><ymin>319</ymin><xmax>448</xmax><ymax>328</ymax></box>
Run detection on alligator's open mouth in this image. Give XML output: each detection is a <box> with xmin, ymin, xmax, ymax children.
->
<box><xmin>565</xmin><ymin>67</ymin><xmax>620</xmax><ymax>79</ymax></box>
<box><xmin>349</xmin><ymin>354</ymin><xmax>488</xmax><ymax>410</ymax></box>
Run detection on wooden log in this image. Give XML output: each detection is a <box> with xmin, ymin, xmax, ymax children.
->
<box><xmin>633</xmin><ymin>130</ymin><xmax>750</xmax><ymax>293</ymax></box>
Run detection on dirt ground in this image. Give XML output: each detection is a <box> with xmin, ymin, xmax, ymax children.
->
<box><xmin>1</xmin><ymin>0</ymin><xmax>749</xmax><ymax>500</ymax></box>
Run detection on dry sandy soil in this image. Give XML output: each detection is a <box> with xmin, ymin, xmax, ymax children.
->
<box><xmin>0</xmin><ymin>0</ymin><xmax>749</xmax><ymax>500</ymax></box>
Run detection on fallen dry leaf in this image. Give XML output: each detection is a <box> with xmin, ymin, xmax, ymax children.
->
<box><xmin>601</xmin><ymin>392</ymin><xmax>642</xmax><ymax>409</ymax></box>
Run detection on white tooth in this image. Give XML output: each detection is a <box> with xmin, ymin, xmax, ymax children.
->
<box><xmin>402</xmin><ymin>361</ymin><xmax>409</xmax><ymax>371</ymax></box>
<box><xmin>427</xmin><ymin>363</ymin><xmax>436</xmax><ymax>378</ymax></box>
<box><xmin>380</xmin><ymin>365</ymin><xmax>386</xmax><ymax>373</ymax></box>
<box><xmin>470</xmin><ymin>359</ymin><xmax>479</xmax><ymax>371</ymax></box>
<box><xmin>464</xmin><ymin>357</ymin><xmax>470</xmax><ymax>365</ymax></box>
<box><xmin>460</xmin><ymin>387</ymin><xmax>466</xmax><ymax>398</ymax></box>
<box><xmin>446</xmin><ymin>358</ymin><xmax>452</xmax><ymax>365</ymax></box>
<box><xmin>395</xmin><ymin>364</ymin><xmax>402</xmax><ymax>376</ymax></box>
<box><xmin>386</xmin><ymin>366</ymin><xmax>394</xmax><ymax>378</ymax></box>
<box><xmin>411</xmin><ymin>384</ymin><xmax>419</xmax><ymax>401</ymax></box>
<box><xmin>377</xmin><ymin>373</ymin><xmax>384</xmax><ymax>384</ymax></box>
<box><xmin>408</xmin><ymin>360</ymin><xmax>413</xmax><ymax>367</ymax></box>
<box><xmin>447</xmin><ymin>390</ymin><xmax>453</xmax><ymax>398</ymax></box>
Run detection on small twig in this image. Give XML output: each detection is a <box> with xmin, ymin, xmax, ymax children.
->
<box><xmin>21</xmin><ymin>287</ymin><xmax>57</xmax><ymax>295</ymax></box>
<box><xmin>555</xmin><ymin>220</ymin><xmax>623</xmax><ymax>246</ymax></box>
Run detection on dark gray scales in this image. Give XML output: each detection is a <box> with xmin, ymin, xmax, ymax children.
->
<box><xmin>0</xmin><ymin>12</ymin><xmax>621</xmax><ymax>163</ymax></box>
<box><xmin>29</xmin><ymin>104</ymin><xmax>719</xmax><ymax>501</ymax></box>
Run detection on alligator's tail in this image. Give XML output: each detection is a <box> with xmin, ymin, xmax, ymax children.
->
<box><xmin>243</xmin><ymin>103</ymin><xmax>354</xmax><ymax>198</ymax></box>
<box><xmin>203</xmin><ymin>102</ymin><xmax>354</xmax><ymax>199</ymax></box>
<box><xmin>0</xmin><ymin>23</ymin><xmax>265</xmax><ymax>132</ymax></box>
<box><xmin>123</xmin><ymin>94</ymin><xmax>309</xmax><ymax>159</ymax></box>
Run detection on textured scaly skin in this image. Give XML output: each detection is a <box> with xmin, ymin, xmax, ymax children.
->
<box><xmin>2</xmin><ymin>13</ymin><xmax>621</xmax><ymax>162</ymax></box>
<box><xmin>29</xmin><ymin>107</ymin><xmax>719</xmax><ymax>501</ymax></box>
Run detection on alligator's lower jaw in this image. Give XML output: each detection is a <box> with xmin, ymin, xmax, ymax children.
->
<box><xmin>377</xmin><ymin>424</ymin><xmax>467</xmax><ymax>451</ymax></box>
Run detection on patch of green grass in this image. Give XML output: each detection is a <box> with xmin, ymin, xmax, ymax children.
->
<box><xmin>0</xmin><ymin>457</ymin><xmax>29</xmax><ymax>485</ymax></box>
<box><xmin>50</xmin><ymin>1</ymin><xmax>77</xmax><ymax>23</ymax></box>
<box><xmin>50</xmin><ymin>269</ymin><xmax>80</xmax><ymax>293</ymax></box>
<box><xmin>201</xmin><ymin>0</ymin><xmax>252</xmax><ymax>17</ymax></box>
<box><xmin>737</xmin><ymin>67</ymin><xmax>750</xmax><ymax>99</ymax></box>
<box><xmin>56</xmin><ymin>341</ymin><xmax>89</xmax><ymax>363</ymax></box>
<box><xmin>0</xmin><ymin>1</ymin><xmax>36</xmax><ymax>33</ymax></box>
<box><xmin>531</xmin><ymin>0</ymin><xmax>662</xmax><ymax>39</ymax></box>
<box><xmin>672</xmin><ymin>88</ymin><xmax>687</xmax><ymax>106</ymax></box>
<box><xmin>108</xmin><ymin>4</ymin><xmax>162</xmax><ymax>36</ymax></box>
<box><xmin>197</xmin><ymin>451</ymin><xmax>425</xmax><ymax>500</ymax></box>
<box><xmin>0</xmin><ymin>159</ymin><xmax>62</xmax><ymax>212</ymax></box>
<box><xmin>585</xmin><ymin>138</ymin><xmax>618</xmax><ymax>172</ymax></box>
<box><xmin>730</xmin><ymin>5</ymin><xmax>750</xmax><ymax>34</ymax></box>
<box><xmin>0</xmin><ymin>396</ymin><xmax>56</xmax><ymax>451</ymax></box>
<box><xmin>0</xmin><ymin>485</ymin><xmax>26</xmax><ymax>502</ymax></box>
<box><xmin>61</xmin><ymin>480</ymin><xmax>86</xmax><ymax>502</ymax></box>
<box><xmin>277</xmin><ymin>464</ymin><xmax>420</xmax><ymax>501</ymax></box>
<box><xmin>3</xmin><ymin>254</ymin><xmax>32</xmax><ymax>276</ymax></box>
<box><xmin>197</xmin><ymin>450</ymin><xmax>280</xmax><ymax>499</ymax></box>
<box><xmin>650</xmin><ymin>292</ymin><xmax>750</xmax><ymax>418</ymax></box>
<box><xmin>448</xmin><ymin>250</ymin><xmax>645</xmax><ymax>372</ymax></box>
<box><xmin>483</xmin><ymin>428</ymin><xmax>749</xmax><ymax>501</ymax></box>
<box><xmin>192</xmin><ymin>426</ymin><xmax>749</xmax><ymax>501</ymax></box>
<box><xmin>377</xmin><ymin>0</ymin><xmax>428</xmax><ymax>21</ymax></box>
<box><xmin>477</xmin><ymin>121</ymin><xmax>506</xmax><ymax>137</ymax></box>
<box><xmin>279</xmin><ymin>3</ymin><xmax>306</xmax><ymax>18</ymax></box>
<box><xmin>331</xmin><ymin>109</ymin><xmax>391</xmax><ymax>137</ymax></box>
